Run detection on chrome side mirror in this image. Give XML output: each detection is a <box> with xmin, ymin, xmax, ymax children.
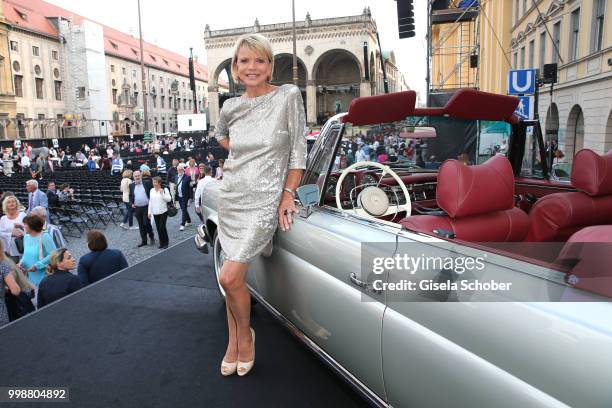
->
<box><xmin>296</xmin><ymin>184</ymin><xmax>319</xmax><ymax>218</ymax></box>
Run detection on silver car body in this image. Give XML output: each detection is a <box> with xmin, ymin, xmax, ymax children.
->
<box><xmin>200</xmin><ymin>113</ymin><xmax>612</xmax><ymax>408</ymax></box>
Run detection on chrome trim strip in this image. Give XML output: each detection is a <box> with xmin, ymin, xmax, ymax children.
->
<box><xmin>247</xmin><ymin>285</ymin><xmax>388</xmax><ymax>408</ymax></box>
<box><xmin>514</xmin><ymin>182</ymin><xmax>577</xmax><ymax>192</ymax></box>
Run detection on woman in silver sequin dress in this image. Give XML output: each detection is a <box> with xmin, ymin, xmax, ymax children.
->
<box><xmin>214</xmin><ymin>34</ymin><xmax>307</xmax><ymax>377</ymax></box>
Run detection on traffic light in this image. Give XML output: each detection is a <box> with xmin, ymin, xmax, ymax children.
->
<box><xmin>396</xmin><ymin>0</ymin><xmax>415</xmax><ymax>39</ymax></box>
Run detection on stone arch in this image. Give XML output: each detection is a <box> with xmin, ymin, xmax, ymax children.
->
<box><xmin>565</xmin><ymin>104</ymin><xmax>584</xmax><ymax>161</ymax></box>
<box><xmin>312</xmin><ymin>49</ymin><xmax>363</xmax><ymax>82</ymax></box>
<box><xmin>605</xmin><ymin>110</ymin><xmax>612</xmax><ymax>153</ymax></box>
<box><xmin>272</xmin><ymin>53</ymin><xmax>308</xmax><ymax>87</ymax></box>
<box><xmin>312</xmin><ymin>49</ymin><xmax>362</xmax><ymax>125</ymax></box>
<box><xmin>545</xmin><ymin>103</ymin><xmax>559</xmax><ymax>143</ymax></box>
<box><xmin>213</xmin><ymin>57</ymin><xmax>243</xmax><ymax>105</ymax></box>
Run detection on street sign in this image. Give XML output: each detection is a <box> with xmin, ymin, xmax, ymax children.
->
<box><xmin>508</xmin><ymin>69</ymin><xmax>537</xmax><ymax>95</ymax></box>
<box><xmin>143</xmin><ymin>131</ymin><xmax>152</xmax><ymax>142</ymax></box>
<box><xmin>514</xmin><ymin>96</ymin><xmax>534</xmax><ymax>120</ymax></box>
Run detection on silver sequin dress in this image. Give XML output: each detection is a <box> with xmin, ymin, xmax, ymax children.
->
<box><xmin>214</xmin><ymin>84</ymin><xmax>307</xmax><ymax>263</ymax></box>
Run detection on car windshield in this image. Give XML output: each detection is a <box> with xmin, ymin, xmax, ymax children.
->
<box><xmin>337</xmin><ymin>116</ymin><xmax>512</xmax><ymax>173</ymax></box>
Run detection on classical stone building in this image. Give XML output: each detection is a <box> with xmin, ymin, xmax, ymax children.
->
<box><xmin>0</xmin><ymin>1</ymin><xmax>16</xmax><ymax>138</ymax></box>
<box><xmin>204</xmin><ymin>8</ymin><xmax>409</xmax><ymax>127</ymax></box>
<box><xmin>430</xmin><ymin>0</ymin><xmax>611</xmax><ymax>159</ymax></box>
<box><xmin>510</xmin><ymin>0</ymin><xmax>612</xmax><ymax>159</ymax></box>
<box><xmin>3</xmin><ymin>0</ymin><xmax>222</xmax><ymax>140</ymax></box>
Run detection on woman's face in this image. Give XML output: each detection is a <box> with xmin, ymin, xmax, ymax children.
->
<box><xmin>58</xmin><ymin>251</ymin><xmax>76</xmax><ymax>271</ymax></box>
<box><xmin>6</xmin><ymin>198</ymin><xmax>18</xmax><ymax>212</ymax></box>
<box><xmin>234</xmin><ymin>46</ymin><xmax>271</xmax><ymax>89</ymax></box>
<box><xmin>153</xmin><ymin>179</ymin><xmax>161</xmax><ymax>189</ymax></box>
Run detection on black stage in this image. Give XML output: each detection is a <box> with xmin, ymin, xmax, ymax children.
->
<box><xmin>0</xmin><ymin>240</ymin><xmax>369</xmax><ymax>408</ymax></box>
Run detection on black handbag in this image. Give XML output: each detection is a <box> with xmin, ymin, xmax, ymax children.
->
<box><xmin>166</xmin><ymin>188</ymin><xmax>178</xmax><ymax>217</ymax></box>
<box><xmin>14</xmin><ymin>236</ymin><xmax>24</xmax><ymax>254</ymax></box>
<box><xmin>5</xmin><ymin>290</ymin><xmax>35</xmax><ymax>321</ymax></box>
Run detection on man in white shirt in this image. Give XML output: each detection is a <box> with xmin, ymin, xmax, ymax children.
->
<box><xmin>20</xmin><ymin>154</ymin><xmax>30</xmax><ymax>173</ymax></box>
<box><xmin>194</xmin><ymin>165</ymin><xmax>215</xmax><ymax>221</ymax></box>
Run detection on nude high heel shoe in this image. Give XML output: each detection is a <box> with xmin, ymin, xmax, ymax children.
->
<box><xmin>220</xmin><ymin>359</ymin><xmax>237</xmax><ymax>376</ymax></box>
<box><xmin>237</xmin><ymin>328</ymin><xmax>255</xmax><ymax>377</ymax></box>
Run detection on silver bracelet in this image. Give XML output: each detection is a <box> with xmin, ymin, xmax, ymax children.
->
<box><xmin>283</xmin><ymin>187</ymin><xmax>295</xmax><ymax>197</ymax></box>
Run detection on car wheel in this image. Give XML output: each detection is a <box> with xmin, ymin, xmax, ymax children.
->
<box><xmin>212</xmin><ymin>230</ymin><xmax>227</xmax><ymax>301</ymax></box>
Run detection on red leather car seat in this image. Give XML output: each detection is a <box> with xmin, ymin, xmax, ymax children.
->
<box><xmin>400</xmin><ymin>155</ymin><xmax>529</xmax><ymax>241</ymax></box>
<box><xmin>525</xmin><ymin>149</ymin><xmax>612</xmax><ymax>242</ymax></box>
<box><xmin>555</xmin><ymin>225</ymin><xmax>612</xmax><ymax>298</ymax></box>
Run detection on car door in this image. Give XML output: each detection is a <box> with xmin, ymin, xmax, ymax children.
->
<box><xmin>381</xmin><ymin>230</ymin><xmax>612</xmax><ymax>408</ymax></box>
<box><xmin>249</xmin><ymin>207</ymin><xmax>397</xmax><ymax>403</ymax></box>
<box><xmin>245</xmin><ymin>122</ymin><xmax>393</xmax><ymax>403</ymax></box>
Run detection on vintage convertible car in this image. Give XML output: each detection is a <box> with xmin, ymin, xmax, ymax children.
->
<box><xmin>197</xmin><ymin>89</ymin><xmax>612</xmax><ymax>408</ymax></box>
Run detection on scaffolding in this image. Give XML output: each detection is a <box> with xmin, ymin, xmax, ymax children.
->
<box><xmin>427</xmin><ymin>0</ymin><xmax>481</xmax><ymax>104</ymax></box>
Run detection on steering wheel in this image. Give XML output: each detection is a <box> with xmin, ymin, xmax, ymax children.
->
<box><xmin>336</xmin><ymin>161</ymin><xmax>411</xmax><ymax>219</ymax></box>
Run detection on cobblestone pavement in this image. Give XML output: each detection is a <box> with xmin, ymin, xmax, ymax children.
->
<box><xmin>66</xmin><ymin>206</ymin><xmax>202</xmax><ymax>268</ymax></box>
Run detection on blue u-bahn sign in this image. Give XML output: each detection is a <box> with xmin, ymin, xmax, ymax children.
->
<box><xmin>508</xmin><ymin>69</ymin><xmax>537</xmax><ymax>95</ymax></box>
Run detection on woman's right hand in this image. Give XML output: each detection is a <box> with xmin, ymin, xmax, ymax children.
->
<box><xmin>12</xmin><ymin>227</ymin><xmax>24</xmax><ymax>238</ymax></box>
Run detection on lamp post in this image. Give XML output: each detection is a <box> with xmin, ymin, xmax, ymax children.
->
<box><xmin>137</xmin><ymin>0</ymin><xmax>148</xmax><ymax>133</ymax></box>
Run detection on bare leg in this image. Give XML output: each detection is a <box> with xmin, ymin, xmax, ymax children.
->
<box><xmin>223</xmin><ymin>302</ymin><xmax>238</xmax><ymax>362</ymax></box>
<box><xmin>219</xmin><ymin>260</ymin><xmax>254</xmax><ymax>363</ymax></box>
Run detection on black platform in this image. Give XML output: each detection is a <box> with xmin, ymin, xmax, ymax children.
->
<box><xmin>0</xmin><ymin>239</ymin><xmax>369</xmax><ymax>408</ymax></box>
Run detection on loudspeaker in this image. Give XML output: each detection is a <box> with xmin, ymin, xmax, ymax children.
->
<box><xmin>542</xmin><ymin>63</ymin><xmax>557</xmax><ymax>84</ymax></box>
<box><xmin>470</xmin><ymin>54</ymin><xmax>478</xmax><ymax>68</ymax></box>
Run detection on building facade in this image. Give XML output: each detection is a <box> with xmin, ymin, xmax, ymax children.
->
<box><xmin>510</xmin><ymin>0</ymin><xmax>612</xmax><ymax>158</ymax></box>
<box><xmin>204</xmin><ymin>8</ymin><xmax>408</xmax><ymax>127</ymax></box>
<box><xmin>3</xmin><ymin>0</ymin><xmax>218</xmax><ymax>140</ymax></box>
<box><xmin>430</xmin><ymin>0</ymin><xmax>611</xmax><ymax>158</ymax></box>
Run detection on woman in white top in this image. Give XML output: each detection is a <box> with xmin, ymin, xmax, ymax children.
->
<box><xmin>119</xmin><ymin>170</ymin><xmax>136</xmax><ymax>230</ymax></box>
<box><xmin>148</xmin><ymin>176</ymin><xmax>171</xmax><ymax>249</ymax></box>
<box><xmin>0</xmin><ymin>195</ymin><xmax>27</xmax><ymax>261</ymax></box>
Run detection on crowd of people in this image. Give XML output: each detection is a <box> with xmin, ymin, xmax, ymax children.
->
<box><xmin>333</xmin><ymin>132</ymin><xmax>433</xmax><ymax>170</ymax></box>
<box><xmin>119</xmin><ymin>154</ymin><xmax>221</xmax><ymax>248</ymax></box>
<box><xmin>3</xmin><ymin>135</ymin><xmax>205</xmax><ymax>176</ymax></box>
<box><xmin>0</xmin><ymin>132</ymin><xmax>231</xmax><ymax>327</ymax></box>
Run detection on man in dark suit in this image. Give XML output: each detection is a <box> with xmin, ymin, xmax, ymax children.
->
<box><xmin>129</xmin><ymin>170</ymin><xmax>155</xmax><ymax>247</ymax></box>
<box><xmin>175</xmin><ymin>163</ymin><xmax>192</xmax><ymax>231</ymax></box>
<box><xmin>166</xmin><ymin>159</ymin><xmax>179</xmax><ymax>202</ymax></box>
<box><xmin>46</xmin><ymin>181</ymin><xmax>60</xmax><ymax>208</ymax></box>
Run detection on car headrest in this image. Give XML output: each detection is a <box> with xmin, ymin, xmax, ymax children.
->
<box><xmin>571</xmin><ymin>149</ymin><xmax>612</xmax><ymax>196</ymax></box>
<box><xmin>437</xmin><ymin>155</ymin><xmax>515</xmax><ymax>218</ymax></box>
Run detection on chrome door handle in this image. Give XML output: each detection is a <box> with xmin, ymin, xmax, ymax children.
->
<box><xmin>350</xmin><ymin>272</ymin><xmax>368</xmax><ymax>288</ymax></box>
<box><xmin>349</xmin><ymin>273</ymin><xmax>382</xmax><ymax>295</ymax></box>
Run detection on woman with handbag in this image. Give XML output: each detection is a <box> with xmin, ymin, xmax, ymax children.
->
<box><xmin>0</xmin><ymin>195</ymin><xmax>26</xmax><ymax>262</ymax></box>
<box><xmin>0</xmin><ymin>240</ymin><xmax>28</xmax><ymax>326</ymax></box>
<box><xmin>148</xmin><ymin>177</ymin><xmax>171</xmax><ymax>249</ymax></box>
<box><xmin>17</xmin><ymin>215</ymin><xmax>56</xmax><ymax>287</ymax></box>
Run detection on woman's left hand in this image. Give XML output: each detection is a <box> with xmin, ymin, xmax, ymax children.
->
<box><xmin>278</xmin><ymin>193</ymin><xmax>297</xmax><ymax>232</ymax></box>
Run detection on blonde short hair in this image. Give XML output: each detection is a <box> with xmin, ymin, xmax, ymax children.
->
<box><xmin>231</xmin><ymin>34</ymin><xmax>274</xmax><ymax>83</ymax></box>
<box><xmin>122</xmin><ymin>169</ymin><xmax>133</xmax><ymax>179</ymax></box>
<box><xmin>2</xmin><ymin>195</ymin><xmax>19</xmax><ymax>214</ymax></box>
